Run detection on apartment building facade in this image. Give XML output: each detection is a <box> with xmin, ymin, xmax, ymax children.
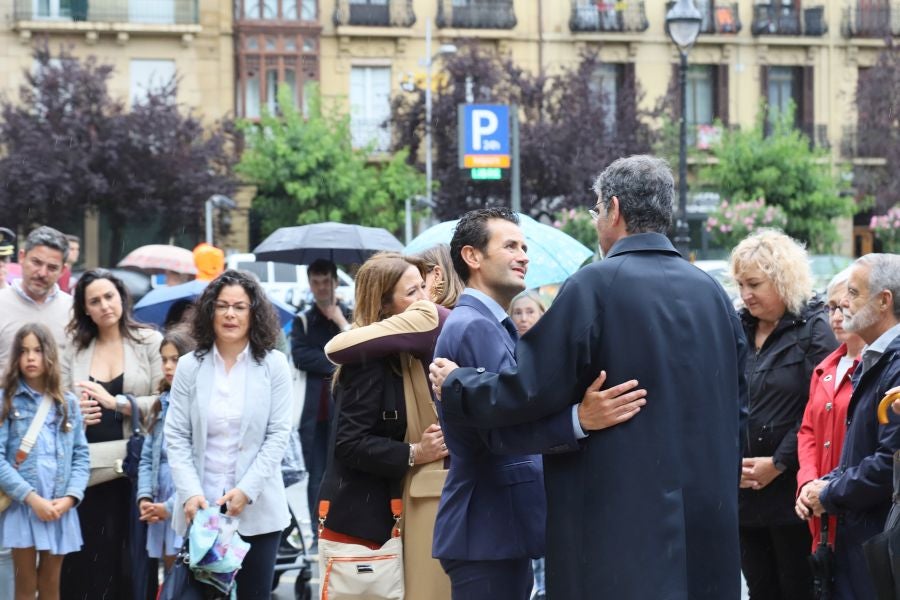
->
<box><xmin>318</xmin><ymin>0</ymin><xmax>897</xmax><ymax>254</ymax></box>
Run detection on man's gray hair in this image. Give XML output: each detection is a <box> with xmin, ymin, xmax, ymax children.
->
<box><xmin>856</xmin><ymin>253</ymin><xmax>900</xmax><ymax>319</ymax></box>
<box><xmin>591</xmin><ymin>155</ymin><xmax>674</xmax><ymax>234</ymax></box>
<box><xmin>24</xmin><ymin>226</ymin><xmax>69</xmax><ymax>263</ymax></box>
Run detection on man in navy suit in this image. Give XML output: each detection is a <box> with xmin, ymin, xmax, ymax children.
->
<box><xmin>431</xmin><ymin>156</ymin><xmax>748</xmax><ymax>599</ymax></box>
<box><xmin>432</xmin><ymin>207</ymin><xmax>648</xmax><ymax>600</ymax></box>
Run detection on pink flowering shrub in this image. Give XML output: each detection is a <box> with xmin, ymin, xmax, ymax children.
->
<box><xmin>705</xmin><ymin>198</ymin><xmax>788</xmax><ymax>250</ymax></box>
<box><xmin>869</xmin><ymin>207</ymin><xmax>900</xmax><ymax>253</ymax></box>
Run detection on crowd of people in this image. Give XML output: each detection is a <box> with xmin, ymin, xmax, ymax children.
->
<box><xmin>0</xmin><ymin>153</ymin><xmax>897</xmax><ymax>600</ymax></box>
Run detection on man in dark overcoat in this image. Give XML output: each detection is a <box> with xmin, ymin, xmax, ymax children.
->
<box><xmin>430</xmin><ymin>155</ymin><xmax>749</xmax><ymax>599</ymax></box>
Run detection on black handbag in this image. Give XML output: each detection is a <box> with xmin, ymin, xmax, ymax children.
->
<box><xmin>862</xmin><ymin>450</ymin><xmax>900</xmax><ymax>600</ymax></box>
<box><xmin>121</xmin><ymin>394</ymin><xmax>144</xmax><ymax>483</ymax></box>
<box><xmin>158</xmin><ymin>536</ymin><xmax>228</xmax><ymax>600</ymax></box>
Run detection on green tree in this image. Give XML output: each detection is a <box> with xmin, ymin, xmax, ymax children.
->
<box><xmin>237</xmin><ymin>85</ymin><xmax>424</xmax><ymax>238</ymax></box>
<box><xmin>700</xmin><ymin>104</ymin><xmax>854</xmax><ymax>252</ymax></box>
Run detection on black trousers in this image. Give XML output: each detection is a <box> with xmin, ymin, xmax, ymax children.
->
<box><xmin>740</xmin><ymin>523</ymin><xmax>813</xmax><ymax>600</ymax></box>
<box><xmin>61</xmin><ymin>478</ymin><xmax>133</xmax><ymax>600</ymax></box>
<box><xmin>440</xmin><ymin>557</ymin><xmax>533</xmax><ymax>600</ymax></box>
<box><xmin>235</xmin><ymin>530</ymin><xmax>281</xmax><ymax>600</ymax></box>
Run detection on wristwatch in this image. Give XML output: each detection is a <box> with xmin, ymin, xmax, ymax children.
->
<box><xmin>115</xmin><ymin>394</ymin><xmax>128</xmax><ymax>411</ymax></box>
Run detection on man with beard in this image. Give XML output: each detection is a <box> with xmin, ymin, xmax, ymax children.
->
<box><xmin>0</xmin><ymin>226</ymin><xmax>72</xmax><ymax>371</ymax></box>
<box><xmin>799</xmin><ymin>253</ymin><xmax>900</xmax><ymax>598</ymax></box>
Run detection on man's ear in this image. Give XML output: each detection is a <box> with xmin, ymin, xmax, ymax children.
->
<box><xmin>460</xmin><ymin>245</ymin><xmax>480</xmax><ymax>271</ymax></box>
<box><xmin>608</xmin><ymin>196</ymin><xmax>622</xmax><ymax>226</ymax></box>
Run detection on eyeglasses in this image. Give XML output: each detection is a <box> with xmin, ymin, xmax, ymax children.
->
<box><xmin>823</xmin><ymin>304</ymin><xmax>842</xmax><ymax>315</ymax></box>
<box><xmin>214</xmin><ymin>302</ymin><xmax>251</xmax><ymax>315</ymax></box>
<box><xmin>588</xmin><ymin>206</ymin><xmax>604</xmax><ymax>222</ymax></box>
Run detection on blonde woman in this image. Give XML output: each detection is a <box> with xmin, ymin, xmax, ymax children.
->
<box><xmin>508</xmin><ymin>291</ymin><xmax>545</xmax><ymax>337</ymax></box>
<box><xmin>731</xmin><ymin>229</ymin><xmax>837</xmax><ymax>600</ymax></box>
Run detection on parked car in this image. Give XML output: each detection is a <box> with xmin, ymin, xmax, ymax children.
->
<box><xmin>226</xmin><ymin>253</ymin><xmax>355</xmax><ymax>311</ymax></box>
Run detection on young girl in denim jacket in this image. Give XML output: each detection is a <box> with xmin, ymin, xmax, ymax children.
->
<box><xmin>136</xmin><ymin>328</ymin><xmax>195</xmax><ymax>573</ymax></box>
<box><xmin>0</xmin><ymin>323</ymin><xmax>89</xmax><ymax>600</ymax></box>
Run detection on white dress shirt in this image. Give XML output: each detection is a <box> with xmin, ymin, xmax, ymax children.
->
<box><xmin>202</xmin><ymin>343</ymin><xmax>249</xmax><ymax>501</ymax></box>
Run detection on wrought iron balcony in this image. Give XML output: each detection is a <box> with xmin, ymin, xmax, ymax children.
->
<box><xmin>751</xmin><ymin>3</ymin><xmax>827</xmax><ymax>36</ymax></box>
<box><xmin>436</xmin><ymin>0</ymin><xmax>516</xmax><ymax>30</ymax></box>
<box><xmin>13</xmin><ymin>0</ymin><xmax>198</xmax><ymax>24</ymax></box>
<box><xmin>841</xmin><ymin>2</ymin><xmax>900</xmax><ymax>37</ymax></box>
<box><xmin>333</xmin><ymin>0</ymin><xmax>415</xmax><ymax>27</ymax></box>
<box><xmin>841</xmin><ymin>125</ymin><xmax>883</xmax><ymax>158</ymax></box>
<box><xmin>570</xmin><ymin>0</ymin><xmax>649</xmax><ymax>33</ymax></box>
<box><xmin>664</xmin><ymin>1</ymin><xmax>741</xmax><ymax>35</ymax></box>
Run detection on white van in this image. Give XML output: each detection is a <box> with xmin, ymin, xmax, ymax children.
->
<box><xmin>226</xmin><ymin>253</ymin><xmax>355</xmax><ymax>310</ymax></box>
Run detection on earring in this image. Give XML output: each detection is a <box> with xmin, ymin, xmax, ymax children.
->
<box><xmin>431</xmin><ymin>277</ymin><xmax>445</xmax><ymax>302</ymax></box>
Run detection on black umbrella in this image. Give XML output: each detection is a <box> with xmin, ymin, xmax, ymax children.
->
<box><xmin>253</xmin><ymin>222</ymin><xmax>404</xmax><ymax>265</ymax></box>
<box><xmin>810</xmin><ymin>516</ymin><xmax>835</xmax><ymax>599</ymax></box>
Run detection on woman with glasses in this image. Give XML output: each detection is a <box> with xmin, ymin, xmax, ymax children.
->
<box><xmin>165</xmin><ymin>270</ymin><xmax>292</xmax><ymax>600</ymax></box>
<box><xmin>731</xmin><ymin>230</ymin><xmax>837</xmax><ymax>600</ymax></box>
<box><xmin>794</xmin><ymin>271</ymin><xmax>864</xmax><ymax>568</ymax></box>
<box><xmin>60</xmin><ymin>269</ymin><xmax>163</xmax><ymax>600</ymax></box>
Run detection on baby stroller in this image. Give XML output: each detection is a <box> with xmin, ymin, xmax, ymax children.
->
<box><xmin>272</xmin><ymin>429</ymin><xmax>314</xmax><ymax>600</ymax></box>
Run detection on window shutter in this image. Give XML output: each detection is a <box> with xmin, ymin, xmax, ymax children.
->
<box><xmin>716</xmin><ymin>63</ymin><xmax>729</xmax><ymax>125</ymax></box>
<box><xmin>801</xmin><ymin>66</ymin><xmax>814</xmax><ymax>128</ymax></box>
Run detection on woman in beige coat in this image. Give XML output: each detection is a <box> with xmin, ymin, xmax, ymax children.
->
<box><xmin>326</xmin><ymin>298</ymin><xmax>456</xmax><ymax>600</ymax></box>
<box><xmin>59</xmin><ymin>269</ymin><xmax>163</xmax><ymax>600</ymax></box>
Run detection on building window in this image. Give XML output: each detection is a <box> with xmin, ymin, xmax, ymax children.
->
<box><xmin>34</xmin><ymin>0</ymin><xmax>72</xmax><ymax>19</ymax></box>
<box><xmin>588</xmin><ymin>64</ymin><xmax>622</xmax><ymax>135</ymax></box>
<box><xmin>238</xmin><ymin>0</ymin><xmax>315</xmax><ymax>20</ymax></box>
<box><xmin>130</xmin><ymin>59</ymin><xmax>176</xmax><ymax>104</ymax></box>
<box><xmin>237</xmin><ymin>32</ymin><xmax>315</xmax><ymax>118</ymax></box>
<box><xmin>766</xmin><ymin>66</ymin><xmax>796</xmax><ymax>126</ymax></box>
<box><xmin>350</xmin><ymin>66</ymin><xmax>391</xmax><ymax>152</ymax></box>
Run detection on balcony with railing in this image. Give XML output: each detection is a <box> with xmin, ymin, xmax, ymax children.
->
<box><xmin>664</xmin><ymin>1</ymin><xmax>741</xmax><ymax>35</ymax></box>
<box><xmin>13</xmin><ymin>0</ymin><xmax>199</xmax><ymax>26</ymax></box>
<box><xmin>351</xmin><ymin>118</ymin><xmax>391</xmax><ymax>153</ymax></box>
<box><xmin>751</xmin><ymin>3</ymin><xmax>827</xmax><ymax>36</ymax></box>
<box><xmin>333</xmin><ymin>0</ymin><xmax>415</xmax><ymax>28</ymax></box>
<box><xmin>841</xmin><ymin>125</ymin><xmax>884</xmax><ymax>159</ymax></box>
<box><xmin>436</xmin><ymin>0</ymin><xmax>516</xmax><ymax>30</ymax></box>
<box><xmin>570</xmin><ymin>0</ymin><xmax>649</xmax><ymax>33</ymax></box>
<box><xmin>841</xmin><ymin>2</ymin><xmax>900</xmax><ymax>37</ymax></box>
<box><xmin>799</xmin><ymin>122</ymin><xmax>830</xmax><ymax>150</ymax></box>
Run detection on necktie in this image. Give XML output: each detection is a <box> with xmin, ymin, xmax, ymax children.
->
<box><xmin>501</xmin><ymin>317</ymin><xmax>519</xmax><ymax>343</ymax></box>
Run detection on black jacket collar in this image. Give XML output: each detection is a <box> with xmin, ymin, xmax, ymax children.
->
<box><xmin>606</xmin><ymin>232</ymin><xmax>682</xmax><ymax>260</ymax></box>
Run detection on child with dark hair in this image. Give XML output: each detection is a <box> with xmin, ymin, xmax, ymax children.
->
<box><xmin>136</xmin><ymin>328</ymin><xmax>196</xmax><ymax>575</ymax></box>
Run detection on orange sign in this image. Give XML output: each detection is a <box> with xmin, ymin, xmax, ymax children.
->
<box><xmin>463</xmin><ymin>155</ymin><xmax>511</xmax><ymax>168</ymax></box>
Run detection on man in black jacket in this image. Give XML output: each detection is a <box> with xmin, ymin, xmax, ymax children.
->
<box><xmin>291</xmin><ymin>259</ymin><xmax>352</xmax><ymax>544</ymax></box>
<box><xmin>799</xmin><ymin>253</ymin><xmax>900</xmax><ymax>599</ymax></box>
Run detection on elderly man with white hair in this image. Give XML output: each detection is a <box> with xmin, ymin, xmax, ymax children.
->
<box><xmin>800</xmin><ymin>253</ymin><xmax>900</xmax><ymax>599</ymax></box>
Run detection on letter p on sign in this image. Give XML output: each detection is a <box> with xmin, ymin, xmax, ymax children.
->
<box><xmin>472</xmin><ymin>109</ymin><xmax>499</xmax><ymax>151</ymax></box>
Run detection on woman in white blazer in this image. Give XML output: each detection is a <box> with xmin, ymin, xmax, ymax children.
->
<box><xmin>165</xmin><ymin>270</ymin><xmax>292</xmax><ymax>599</ymax></box>
<box><xmin>59</xmin><ymin>269</ymin><xmax>163</xmax><ymax>600</ymax></box>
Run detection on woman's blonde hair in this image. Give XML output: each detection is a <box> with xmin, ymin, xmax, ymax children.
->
<box><xmin>353</xmin><ymin>252</ymin><xmax>426</xmax><ymax>327</ymax></box>
<box><xmin>509</xmin><ymin>291</ymin><xmax>546</xmax><ymax>316</ymax></box>
<box><xmin>730</xmin><ymin>228</ymin><xmax>813</xmax><ymax>315</ymax></box>
<box><xmin>416</xmin><ymin>244</ymin><xmax>464</xmax><ymax>308</ymax></box>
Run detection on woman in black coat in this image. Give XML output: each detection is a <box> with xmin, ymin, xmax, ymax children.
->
<box><xmin>731</xmin><ymin>230</ymin><xmax>838</xmax><ymax>600</ymax></box>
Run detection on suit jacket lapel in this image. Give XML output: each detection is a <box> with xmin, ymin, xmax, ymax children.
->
<box><xmin>239</xmin><ymin>357</ymin><xmax>260</xmax><ymax>440</ymax></box>
<box><xmin>459</xmin><ymin>294</ymin><xmax>517</xmax><ymax>357</ymax></box>
<box><xmin>195</xmin><ymin>356</ymin><xmax>214</xmax><ymax>454</ymax></box>
<box><xmin>122</xmin><ymin>337</ymin><xmax>137</xmax><ymax>395</ymax></box>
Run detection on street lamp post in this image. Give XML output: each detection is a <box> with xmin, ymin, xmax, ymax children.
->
<box><xmin>423</xmin><ymin>20</ymin><xmax>457</xmax><ymax>209</ymax></box>
<box><xmin>666</xmin><ymin>0</ymin><xmax>702</xmax><ymax>259</ymax></box>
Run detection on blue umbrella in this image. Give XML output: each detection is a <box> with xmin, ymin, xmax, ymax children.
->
<box><xmin>405</xmin><ymin>214</ymin><xmax>594</xmax><ymax>288</ymax></box>
<box><xmin>133</xmin><ymin>280</ymin><xmax>295</xmax><ymax>327</ymax></box>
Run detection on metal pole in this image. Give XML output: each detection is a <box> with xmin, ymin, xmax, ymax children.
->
<box><xmin>425</xmin><ymin>20</ymin><xmax>433</xmax><ymax>209</ymax></box>
<box><xmin>405</xmin><ymin>196</ymin><xmax>413</xmax><ymax>244</ymax></box>
<box><xmin>675</xmin><ymin>51</ymin><xmax>691</xmax><ymax>258</ymax></box>
<box><xmin>205</xmin><ymin>198</ymin><xmax>213</xmax><ymax>245</ymax></box>
<box><xmin>511</xmin><ymin>105</ymin><xmax>521</xmax><ymax>213</ymax></box>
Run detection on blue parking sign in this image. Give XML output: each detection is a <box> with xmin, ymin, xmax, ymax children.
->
<box><xmin>460</xmin><ymin>104</ymin><xmax>510</xmax><ymax>168</ymax></box>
